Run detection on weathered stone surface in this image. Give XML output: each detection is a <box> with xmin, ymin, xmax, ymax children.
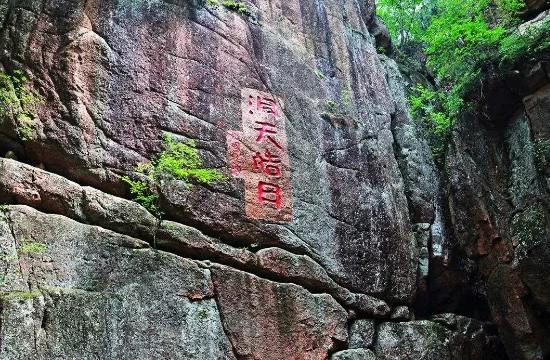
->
<box><xmin>368</xmin><ymin>16</ymin><xmax>391</xmax><ymax>53</ymax></box>
<box><xmin>256</xmin><ymin>247</ymin><xmax>338</xmax><ymax>290</ymax></box>
<box><xmin>375</xmin><ymin>321</ymin><xmax>451</xmax><ymax>360</ymax></box>
<box><xmin>157</xmin><ymin>219</ymin><xmax>259</xmax><ymax>270</ymax></box>
<box><xmin>446</xmin><ymin>65</ymin><xmax>550</xmax><ymax>359</ymax></box>
<box><xmin>524</xmin><ymin>84</ymin><xmax>550</xmax><ymax>141</ymax></box>
<box><xmin>344</xmin><ymin>293</ymin><xmax>391</xmax><ymax>318</ymax></box>
<box><xmin>374</xmin><ymin>318</ymin><xmax>507</xmax><ymax>360</ymax></box>
<box><xmin>523</xmin><ymin>0</ymin><xmax>550</xmax><ymax>14</ymax></box>
<box><xmin>390</xmin><ymin>305</ymin><xmax>411</xmax><ymax>320</ymax></box>
<box><xmin>210</xmin><ymin>264</ymin><xmax>348</xmax><ymax>360</ymax></box>
<box><xmin>2</xmin><ymin>0</ymin><xmax>547</xmax><ymax>358</ymax></box>
<box><xmin>379</xmin><ymin>55</ymin><xmax>439</xmax><ymax>225</ymax></box>
<box><xmin>348</xmin><ymin>319</ymin><xmax>375</xmax><ymax>349</ymax></box>
<box><xmin>0</xmin><ymin>205</ymin><xmax>236</xmax><ymax>359</ymax></box>
<box><xmin>0</xmin><ymin>158</ymin><xmax>156</xmax><ymax>242</ymax></box>
<box><xmin>331</xmin><ymin>349</ymin><xmax>376</xmax><ymax>360</ymax></box>
<box><xmin>0</xmin><ymin>160</ymin><xmax>391</xmax><ymax>317</ymax></box>
<box><xmin>487</xmin><ymin>265</ymin><xmax>548</xmax><ymax>359</ymax></box>
<box><xmin>381</xmin><ymin>54</ymin><xmax>467</xmax><ymax>318</ymax></box>
<box><xmin>511</xmin><ymin>203</ymin><xmax>550</xmax><ymax>313</ymax></box>
<box><xmin>506</xmin><ymin>111</ymin><xmax>547</xmax><ymax>207</ymax></box>
<box><xmin>0</xmin><ymin>0</ymin><xmax>418</xmax><ymax>304</ymax></box>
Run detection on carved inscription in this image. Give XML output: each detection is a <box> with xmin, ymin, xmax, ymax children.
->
<box><xmin>226</xmin><ymin>89</ymin><xmax>292</xmax><ymax>222</ymax></box>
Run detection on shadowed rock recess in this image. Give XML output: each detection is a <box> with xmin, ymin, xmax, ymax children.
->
<box><xmin>0</xmin><ymin>0</ymin><xmax>547</xmax><ymax>359</ymax></box>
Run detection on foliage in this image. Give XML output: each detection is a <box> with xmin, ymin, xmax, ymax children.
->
<box><xmin>0</xmin><ymin>70</ymin><xmax>43</xmax><ymax>142</ymax></box>
<box><xmin>376</xmin><ymin>0</ymin><xmax>433</xmax><ymax>48</ymax></box>
<box><xmin>325</xmin><ymin>90</ymin><xmax>353</xmax><ymax>114</ymax></box>
<box><xmin>0</xmin><ymin>204</ymin><xmax>8</xmax><ymax>222</ymax></box>
<box><xmin>19</xmin><ymin>238</ymin><xmax>48</xmax><ymax>255</ymax></box>
<box><xmin>408</xmin><ymin>84</ymin><xmax>452</xmax><ymax>160</ymax></box>
<box><xmin>222</xmin><ymin>1</ymin><xmax>250</xmax><ymax>15</ymax></box>
<box><xmin>375</xmin><ymin>0</ymin><xmax>550</xmax><ymax>160</ymax></box>
<box><xmin>207</xmin><ymin>0</ymin><xmax>251</xmax><ymax>16</ymax></box>
<box><xmin>119</xmin><ymin>134</ymin><xmax>226</xmax><ymax>219</ymax></box>
<box><xmin>499</xmin><ymin>16</ymin><xmax>550</xmax><ymax>65</ymax></box>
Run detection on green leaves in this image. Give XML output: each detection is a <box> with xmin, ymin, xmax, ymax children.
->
<box><xmin>0</xmin><ymin>70</ymin><xmax>42</xmax><ymax>142</ymax></box>
<box><xmin>119</xmin><ymin>134</ymin><xmax>226</xmax><ymax>218</ymax></box>
<box><xmin>408</xmin><ymin>84</ymin><xmax>453</xmax><ymax>163</ymax></box>
<box><xmin>376</xmin><ymin>0</ymin><xmax>431</xmax><ymax>47</ymax></box>
<box><xmin>377</xmin><ymin>0</ymin><xmax>542</xmax><ymax>162</ymax></box>
<box><xmin>424</xmin><ymin>0</ymin><xmax>505</xmax><ymax>86</ymax></box>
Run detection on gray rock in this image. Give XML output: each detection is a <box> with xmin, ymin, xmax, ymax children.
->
<box><xmin>390</xmin><ymin>306</ymin><xmax>411</xmax><ymax>320</ymax></box>
<box><xmin>209</xmin><ymin>263</ymin><xmax>348</xmax><ymax>360</ymax></box>
<box><xmin>349</xmin><ymin>319</ymin><xmax>376</xmax><ymax>348</ymax></box>
<box><xmin>0</xmin><ymin>0</ymin><xmax>418</xmax><ymax>304</ymax></box>
<box><xmin>0</xmin><ymin>205</ymin><xmax>236</xmax><ymax>359</ymax></box>
<box><xmin>332</xmin><ymin>349</ymin><xmax>376</xmax><ymax>360</ymax></box>
<box><xmin>0</xmin><ymin>158</ymin><xmax>157</xmax><ymax>242</ymax></box>
<box><xmin>375</xmin><ymin>321</ymin><xmax>451</xmax><ymax>360</ymax></box>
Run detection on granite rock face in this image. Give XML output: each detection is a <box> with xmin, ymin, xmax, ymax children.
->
<box><xmin>446</xmin><ymin>57</ymin><xmax>550</xmax><ymax>359</ymax></box>
<box><xmin>0</xmin><ymin>0</ymin><xmax>545</xmax><ymax>358</ymax></box>
<box><xmin>374</xmin><ymin>316</ymin><xmax>506</xmax><ymax>360</ymax></box>
<box><xmin>0</xmin><ymin>205</ymin><xmax>236</xmax><ymax>360</ymax></box>
<box><xmin>0</xmin><ymin>0</ymin><xmax>416</xmax><ymax>305</ymax></box>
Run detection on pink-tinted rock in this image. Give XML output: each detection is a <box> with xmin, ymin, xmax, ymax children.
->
<box><xmin>210</xmin><ymin>264</ymin><xmax>348</xmax><ymax>360</ymax></box>
<box><xmin>0</xmin><ymin>0</ymin><xmax>417</xmax><ymax>303</ymax></box>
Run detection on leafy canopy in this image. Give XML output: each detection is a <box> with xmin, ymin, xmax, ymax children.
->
<box><xmin>375</xmin><ymin>0</ymin><xmax>549</xmax><ymax>160</ymax></box>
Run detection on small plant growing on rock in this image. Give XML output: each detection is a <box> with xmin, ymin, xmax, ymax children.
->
<box><xmin>18</xmin><ymin>238</ymin><xmax>48</xmax><ymax>255</ymax></box>
<box><xmin>321</xmin><ymin>89</ymin><xmax>361</xmax><ymax>126</ymax></box>
<box><xmin>221</xmin><ymin>1</ymin><xmax>251</xmax><ymax>16</ymax></box>
<box><xmin>0</xmin><ymin>204</ymin><xmax>8</xmax><ymax>222</ymax></box>
<box><xmin>2</xmin><ymin>290</ymin><xmax>42</xmax><ymax>301</ymax></box>
<box><xmin>407</xmin><ymin>83</ymin><xmax>453</xmax><ymax>163</ymax></box>
<box><xmin>119</xmin><ymin>134</ymin><xmax>226</xmax><ymax>241</ymax></box>
<box><xmin>0</xmin><ymin>70</ymin><xmax>43</xmax><ymax>142</ymax></box>
<box><xmin>208</xmin><ymin>0</ymin><xmax>251</xmax><ymax>16</ymax></box>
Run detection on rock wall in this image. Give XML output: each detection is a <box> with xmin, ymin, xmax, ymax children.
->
<box><xmin>445</xmin><ymin>13</ymin><xmax>550</xmax><ymax>359</ymax></box>
<box><xmin>0</xmin><ymin>0</ymin><xmax>533</xmax><ymax>358</ymax></box>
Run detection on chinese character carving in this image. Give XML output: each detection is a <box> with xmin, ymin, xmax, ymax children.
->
<box><xmin>230</xmin><ymin>88</ymin><xmax>292</xmax><ymax>222</ymax></box>
<box><xmin>253</xmin><ymin>150</ymin><xmax>281</xmax><ymax>177</ymax></box>
<box><xmin>249</xmin><ymin>95</ymin><xmax>279</xmax><ymax>117</ymax></box>
<box><xmin>254</xmin><ymin>121</ymin><xmax>283</xmax><ymax>150</ymax></box>
<box><xmin>257</xmin><ymin>182</ymin><xmax>282</xmax><ymax>209</ymax></box>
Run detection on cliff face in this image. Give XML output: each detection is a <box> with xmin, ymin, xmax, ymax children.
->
<box><xmin>0</xmin><ymin>0</ymin><xmax>545</xmax><ymax>359</ymax></box>
<box><xmin>446</xmin><ymin>25</ymin><xmax>550</xmax><ymax>359</ymax></box>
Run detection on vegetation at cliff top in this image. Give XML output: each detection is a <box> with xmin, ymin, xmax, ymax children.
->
<box><xmin>119</xmin><ymin>134</ymin><xmax>226</xmax><ymax>224</ymax></box>
<box><xmin>0</xmin><ymin>70</ymin><xmax>43</xmax><ymax>142</ymax></box>
<box><xmin>377</xmin><ymin>0</ymin><xmax>549</xmax><ymax>159</ymax></box>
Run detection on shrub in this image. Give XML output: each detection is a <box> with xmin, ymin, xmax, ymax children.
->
<box><xmin>119</xmin><ymin>134</ymin><xmax>226</xmax><ymax>221</ymax></box>
<box><xmin>408</xmin><ymin>83</ymin><xmax>453</xmax><ymax>162</ymax></box>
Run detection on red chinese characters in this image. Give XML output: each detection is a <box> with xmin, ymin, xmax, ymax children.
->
<box><xmin>254</xmin><ymin>121</ymin><xmax>283</xmax><ymax>150</ymax></box>
<box><xmin>226</xmin><ymin>88</ymin><xmax>292</xmax><ymax>222</ymax></box>
<box><xmin>257</xmin><ymin>182</ymin><xmax>282</xmax><ymax>210</ymax></box>
<box><xmin>249</xmin><ymin>95</ymin><xmax>279</xmax><ymax>117</ymax></box>
<box><xmin>253</xmin><ymin>149</ymin><xmax>282</xmax><ymax>178</ymax></box>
